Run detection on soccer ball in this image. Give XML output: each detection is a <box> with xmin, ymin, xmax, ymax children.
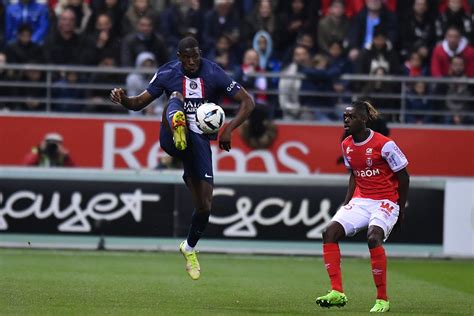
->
<box><xmin>195</xmin><ymin>102</ymin><xmax>225</xmax><ymax>134</ymax></box>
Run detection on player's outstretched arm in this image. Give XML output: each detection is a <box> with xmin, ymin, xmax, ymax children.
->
<box><xmin>342</xmin><ymin>171</ymin><xmax>356</xmax><ymax>205</ymax></box>
<box><xmin>219</xmin><ymin>87</ymin><xmax>255</xmax><ymax>151</ymax></box>
<box><xmin>110</xmin><ymin>88</ymin><xmax>154</xmax><ymax>112</ymax></box>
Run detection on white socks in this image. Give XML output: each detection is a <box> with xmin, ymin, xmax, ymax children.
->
<box><xmin>184</xmin><ymin>240</ymin><xmax>194</xmax><ymax>252</ymax></box>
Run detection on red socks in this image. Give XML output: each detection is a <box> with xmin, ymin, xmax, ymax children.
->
<box><xmin>323</xmin><ymin>243</ymin><xmax>343</xmax><ymax>292</ymax></box>
<box><xmin>323</xmin><ymin>243</ymin><xmax>388</xmax><ymax>300</ymax></box>
<box><xmin>370</xmin><ymin>246</ymin><xmax>388</xmax><ymax>300</ymax></box>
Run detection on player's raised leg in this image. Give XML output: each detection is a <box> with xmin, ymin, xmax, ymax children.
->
<box><xmin>316</xmin><ymin>221</ymin><xmax>348</xmax><ymax>308</ymax></box>
<box><xmin>179</xmin><ymin>177</ymin><xmax>212</xmax><ymax>280</ymax></box>
<box><xmin>161</xmin><ymin>91</ymin><xmax>187</xmax><ymax>151</ymax></box>
<box><xmin>368</xmin><ymin>225</ymin><xmax>390</xmax><ymax>312</ymax></box>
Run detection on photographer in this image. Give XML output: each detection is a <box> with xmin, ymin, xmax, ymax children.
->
<box><xmin>23</xmin><ymin>133</ymin><xmax>75</xmax><ymax>167</ymax></box>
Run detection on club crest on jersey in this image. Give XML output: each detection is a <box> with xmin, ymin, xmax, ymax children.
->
<box><xmin>184</xmin><ymin>77</ymin><xmax>204</xmax><ymax>98</ymax></box>
<box><xmin>346</xmin><ymin>146</ymin><xmax>353</xmax><ymax>154</ymax></box>
<box><xmin>366</xmin><ymin>148</ymin><xmax>373</xmax><ymax>155</ymax></box>
<box><xmin>366</xmin><ymin>157</ymin><xmax>373</xmax><ymax>167</ymax></box>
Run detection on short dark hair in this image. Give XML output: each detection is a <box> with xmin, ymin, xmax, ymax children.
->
<box><xmin>178</xmin><ymin>36</ymin><xmax>199</xmax><ymax>53</ymax></box>
<box><xmin>445</xmin><ymin>25</ymin><xmax>461</xmax><ymax>36</ymax></box>
<box><xmin>18</xmin><ymin>23</ymin><xmax>33</xmax><ymax>35</ymax></box>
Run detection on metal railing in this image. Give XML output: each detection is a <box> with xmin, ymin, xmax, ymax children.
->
<box><xmin>0</xmin><ymin>63</ymin><xmax>473</xmax><ymax>124</ymax></box>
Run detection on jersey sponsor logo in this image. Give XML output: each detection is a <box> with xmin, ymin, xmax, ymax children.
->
<box><xmin>204</xmin><ymin>173</ymin><xmax>213</xmax><ymax>178</ymax></box>
<box><xmin>183</xmin><ymin>100</ymin><xmax>207</xmax><ymax>113</ymax></box>
<box><xmin>346</xmin><ymin>146</ymin><xmax>353</xmax><ymax>154</ymax></box>
<box><xmin>354</xmin><ymin>168</ymin><xmax>380</xmax><ymax>177</ymax></box>
<box><xmin>366</xmin><ymin>148</ymin><xmax>373</xmax><ymax>155</ymax></box>
<box><xmin>226</xmin><ymin>80</ymin><xmax>237</xmax><ymax>92</ymax></box>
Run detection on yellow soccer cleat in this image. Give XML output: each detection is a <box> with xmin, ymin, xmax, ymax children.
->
<box><xmin>172</xmin><ymin>111</ymin><xmax>187</xmax><ymax>151</ymax></box>
<box><xmin>179</xmin><ymin>241</ymin><xmax>200</xmax><ymax>280</ymax></box>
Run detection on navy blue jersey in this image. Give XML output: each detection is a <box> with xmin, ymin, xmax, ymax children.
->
<box><xmin>147</xmin><ymin>58</ymin><xmax>241</xmax><ymax>134</ymax></box>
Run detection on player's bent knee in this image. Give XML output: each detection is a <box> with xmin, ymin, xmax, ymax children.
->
<box><xmin>367</xmin><ymin>234</ymin><xmax>383</xmax><ymax>248</ymax></box>
<box><xmin>323</xmin><ymin>222</ymin><xmax>345</xmax><ymax>243</ymax></box>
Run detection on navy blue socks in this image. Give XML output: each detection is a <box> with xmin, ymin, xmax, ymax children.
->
<box><xmin>186</xmin><ymin>210</ymin><xmax>210</xmax><ymax>247</ymax></box>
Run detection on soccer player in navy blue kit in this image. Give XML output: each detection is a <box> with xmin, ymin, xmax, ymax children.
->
<box><xmin>110</xmin><ymin>37</ymin><xmax>255</xmax><ymax>280</ymax></box>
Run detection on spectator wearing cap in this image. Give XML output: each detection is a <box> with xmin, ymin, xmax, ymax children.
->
<box><xmin>5</xmin><ymin>0</ymin><xmax>49</xmax><ymax>44</ymax></box>
<box><xmin>120</xmin><ymin>15</ymin><xmax>169</xmax><ymax>67</ymax></box>
<box><xmin>346</xmin><ymin>0</ymin><xmax>398</xmax><ymax>62</ymax></box>
<box><xmin>431</xmin><ymin>26</ymin><xmax>474</xmax><ymax>77</ymax></box>
<box><xmin>5</xmin><ymin>24</ymin><xmax>45</xmax><ymax>64</ymax></box>
<box><xmin>23</xmin><ymin>133</ymin><xmax>75</xmax><ymax>167</ymax></box>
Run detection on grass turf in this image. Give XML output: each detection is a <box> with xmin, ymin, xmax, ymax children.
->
<box><xmin>1</xmin><ymin>249</ymin><xmax>473</xmax><ymax>315</ymax></box>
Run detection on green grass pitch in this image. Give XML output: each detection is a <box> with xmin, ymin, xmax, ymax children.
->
<box><xmin>1</xmin><ymin>249</ymin><xmax>473</xmax><ymax>315</ymax></box>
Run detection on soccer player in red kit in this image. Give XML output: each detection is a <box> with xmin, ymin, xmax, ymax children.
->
<box><xmin>315</xmin><ymin>101</ymin><xmax>410</xmax><ymax>313</ymax></box>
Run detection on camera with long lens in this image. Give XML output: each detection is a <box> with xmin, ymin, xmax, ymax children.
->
<box><xmin>45</xmin><ymin>141</ymin><xmax>59</xmax><ymax>156</ymax></box>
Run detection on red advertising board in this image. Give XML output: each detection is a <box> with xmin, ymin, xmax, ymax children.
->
<box><xmin>1</xmin><ymin>114</ymin><xmax>473</xmax><ymax>176</ymax></box>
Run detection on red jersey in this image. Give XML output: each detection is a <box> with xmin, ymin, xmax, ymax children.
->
<box><xmin>342</xmin><ymin>130</ymin><xmax>408</xmax><ymax>203</ymax></box>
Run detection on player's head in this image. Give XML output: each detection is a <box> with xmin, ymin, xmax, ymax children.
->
<box><xmin>177</xmin><ymin>36</ymin><xmax>201</xmax><ymax>77</ymax></box>
<box><xmin>343</xmin><ymin>100</ymin><xmax>379</xmax><ymax>135</ymax></box>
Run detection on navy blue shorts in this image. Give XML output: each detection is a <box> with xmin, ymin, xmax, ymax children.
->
<box><xmin>160</xmin><ymin>123</ymin><xmax>214</xmax><ymax>185</ymax></box>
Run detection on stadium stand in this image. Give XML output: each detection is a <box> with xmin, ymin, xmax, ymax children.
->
<box><xmin>0</xmin><ymin>0</ymin><xmax>472</xmax><ymax>124</ymax></box>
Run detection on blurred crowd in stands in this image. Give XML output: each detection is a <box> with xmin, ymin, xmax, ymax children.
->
<box><xmin>0</xmin><ymin>0</ymin><xmax>473</xmax><ymax>124</ymax></box>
